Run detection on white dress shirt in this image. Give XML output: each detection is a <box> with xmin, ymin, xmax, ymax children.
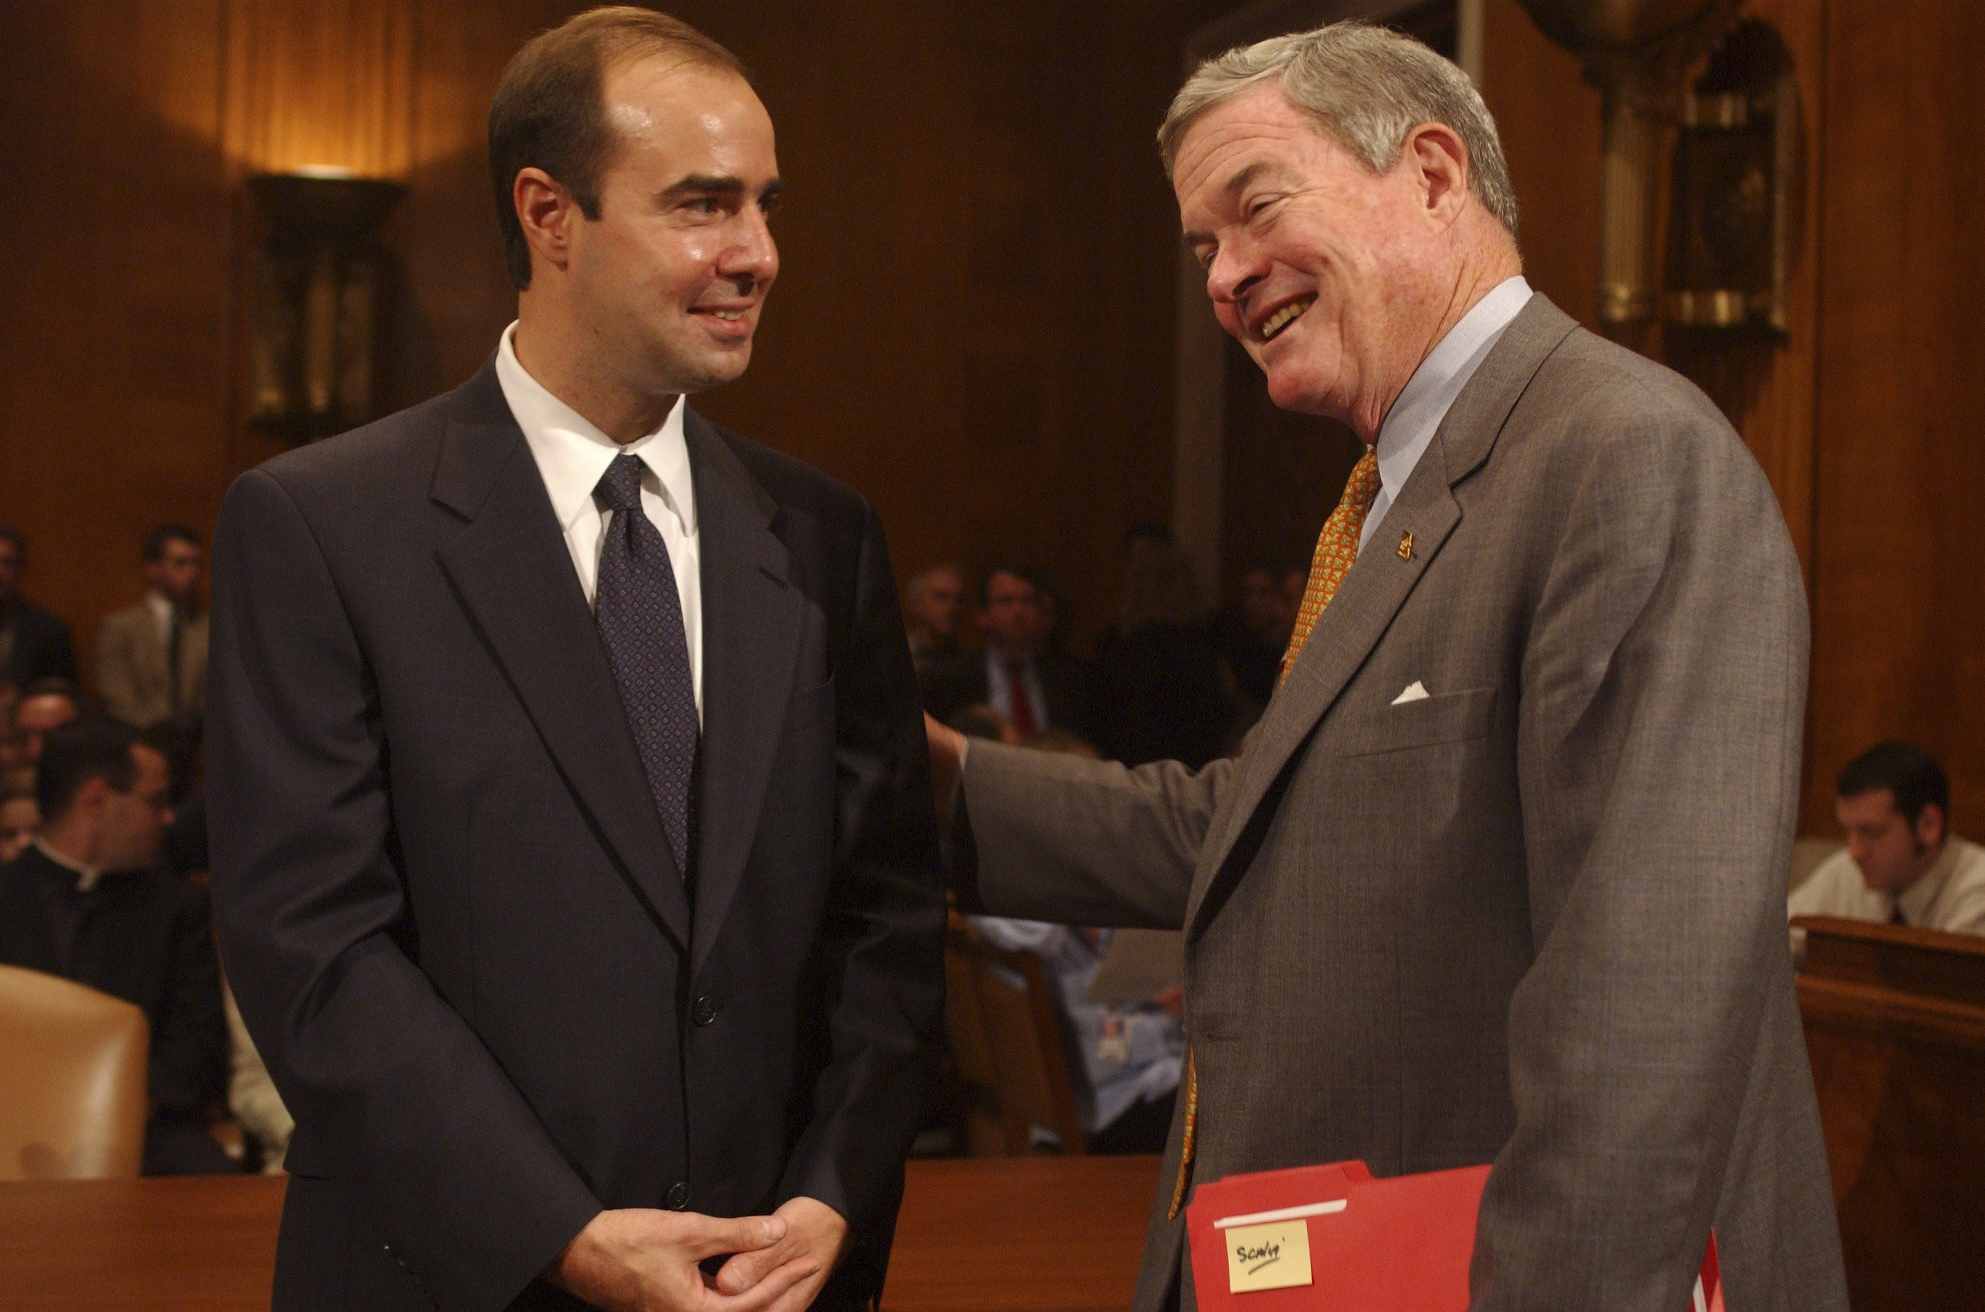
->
<box><xmin>1789</xmin><ymin>836</ymin><xmax>1985</xmax><ymax>936</ymax></box>
<box><xmin>145</xmin><ymin>590</ymin><xmax>175</xmax><ymax>642</ymax></box>
<box><xmin>494</xmin><ymin>322</ymin><xmax>703</xmax><ymax>717</ymax></box>
<box><xmin>1360</xmin><ymin>276</ymin><xmax>1534</xmax><ymax>552</ymax></box>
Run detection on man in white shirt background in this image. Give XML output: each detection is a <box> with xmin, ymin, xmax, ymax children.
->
<box><xmin>1790</xmin><ymin>741</ymin><xmax>1985</xmax><ymax>947</ymax></box>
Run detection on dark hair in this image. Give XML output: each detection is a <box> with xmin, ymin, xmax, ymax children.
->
<box><xmin>978</xmin><ymin>564</ymin><xmax>1042</xmax><ymax>607</ymax></box>
<box><xmin>142</xmin><ymin>524</ymin><xmax>201</xmax><ymax>563</ymax></box>
<box><xmin>488</xmin><ymin>6</ymin><xmax>745</xmax><ymax>290</ymax></box>
<box><xmin>1836</xmin><ymin>741</ymin><xmax>1949</xmax><ymax>826</ymax></box>
<box><xmin>17</xmin><ymin>677</ymin><xmax>83</xmax><ymax>709</ymax></box>
<box><xmin>0</xmin><ymin>524</ymin><xmax>23</xmax><ymax>556</ymax></box>
<box><xmin>35</xmin><ymin>720</ymin><xmax>143</xmax><ymax>821</ymax></box>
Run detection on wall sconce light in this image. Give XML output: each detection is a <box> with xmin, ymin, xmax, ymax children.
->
<box><xmin>246</xmin><ymin>168</ymin><xmax>406</xmax><ymax>443</ymax></box>
<box><xmin>1664</xmin><ymin>20</ymin><xmax>1800</xmax><ymax>335</ymax></box>
<box><xmin>1517</xmin><ymin>0</ymin><xmax>1745</xmax><ymax>337</ymax></box>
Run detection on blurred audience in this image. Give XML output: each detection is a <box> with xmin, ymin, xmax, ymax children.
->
<box><xmin>0</xmin><ymin>719</ymin><xmax>231</xmax><ymax>1174</ymax></box>
<box><xmin>923</xmin><ymin>565</ymin><xmax>1088</xmax><ymax>740</ymax></box>
<box><xmin>947</xmin><ymin>703</ymin><xmax>1020</xmax><ymax>745</ymax></box>
<box><xmin>968</xmin><ymin>732</ymin><xmax>1183</xmax><ymax>1153</ymax></box>
<box><xmin>1790</xmin><ymin>741</ymin><xmax>1985</xmax><ymax>955</ymax></box>
<box><xmin>0</xmin><ymin>525</ymin><xmax>78</xmax><ymax>688</ymax></box>
<box><xmin>903</xmin><ymin>563</ymin><xmax>966</xmax><ymax>684</ymax></box>
<box><xmin>1215</xmin><ymin>559</ymin><xmax>1300</xmax><ymax>711</ymax></box>
<box><xmin>0</xmin><ymin>779</ymin><xmax>38</xmax><ymax>862</ymax></box>
<box><xmin>1087</xmin><ymin>527</ymin><xmax>1234</xmax><ymax>770</ymax></box>
<box><xmin>96</xmin><ymin>525</ymin><xmax>208</xmax><ymax>735</ymax></box>
<box><xmin>12</xmin><ymin>677</ymin><xmax>82</xmax><ymax>767</ymax></box>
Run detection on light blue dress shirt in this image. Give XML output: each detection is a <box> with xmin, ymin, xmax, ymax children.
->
<box><xmin>1359</xmin><ymin>276</ymin><xmax>1534</xmax><ymax>553</ymax></box>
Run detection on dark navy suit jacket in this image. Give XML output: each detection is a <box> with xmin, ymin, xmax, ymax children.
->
<box><xmin>207</xmin><ymin>361</ymin><xmax>944</xmax><ymax>1312</ymax></box>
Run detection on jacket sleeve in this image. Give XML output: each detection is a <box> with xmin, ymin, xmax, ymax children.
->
<box><xmin>773</xmin><ymin>502</ymin><xmax>947</xmax><ymax>1297</ymax></box>
<box><xmin>1472</xmin><ymin>388</ymin><xmax>1812</xmax><ymax>1310</ymax></box>
<box><xmin>958</xmin><ymin>740</ymin><xmax>1229</xmax><ymax>930</ymax></box>
<box><xmin>206</xmin><ymin>468</ymin><xmax>600</xmax><ymax>1312</ymax></box>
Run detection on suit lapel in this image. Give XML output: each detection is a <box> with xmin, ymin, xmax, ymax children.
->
<box><xmin>684</xmin><ymin>412</ymin><xmax>804</xmax><ymax>974</ymax></box>
<box><xmin>432</xmin><ymin>365</ymin><xmax>691</xmax><ymax>948</ymax></box>
<box><xmin>1182</xmin><ymin>296</ymin><xmax>1580</xmax><ymax>938</ymax></box>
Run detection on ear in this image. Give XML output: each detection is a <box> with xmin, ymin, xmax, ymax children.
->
<box><xmin>1403</xmin><ymin>122</ymin><xmax>1471</xmax><ymax>227</ymax></box>
<box><xmin>1917</xmin><ymin>802</ymin><xmax>1945</xmax><ymax>848</ymax></box>
<box><xmin>73</xmin><ymin>776</ymin><xmax>112</xmax><ymax>818</ymax></box>
<box><xmin>514</xmin><ymin>167</ymin><xmax>581</xmax><ymax>277</ymax></box>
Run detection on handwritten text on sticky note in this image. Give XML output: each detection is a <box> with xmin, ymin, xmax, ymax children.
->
<box><xmin>1224</xmin><ymin>1219</ymin><xmax>1313</xmax><ymax>1293</ymax></box>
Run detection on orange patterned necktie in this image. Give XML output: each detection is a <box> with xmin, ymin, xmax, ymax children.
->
<box><xmin>1168</xmin><ymin>448</ymin><xmax>1383</xmax><ymax>1224</ymax></box>
<box><xmin>1282</xmin><ymin>448</ymin><xmax>1382</xmax><ymax>682</ymax></box>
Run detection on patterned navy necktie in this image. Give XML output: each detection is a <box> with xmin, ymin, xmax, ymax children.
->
<box><xmin>593</xmin><ymin>453</ymin><xmax>698</xmax><ymax>876</ymax></box>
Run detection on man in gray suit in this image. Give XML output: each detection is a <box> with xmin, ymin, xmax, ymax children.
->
<box><xmin>929</xmin><ymin>23</ymin><xmax>1846</xmax><ymax>1312</ymax></box>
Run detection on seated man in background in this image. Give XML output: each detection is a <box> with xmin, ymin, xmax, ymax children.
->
<box><xmin>0</xmin><ymin>720</ymin><xmax>231</xmax><ymax>1174</ymax></box>
<box><xmin>0</xmin><ymin>525</ymin><xmax>78</xmax><ymax>688</ymax></box>
<box><xmin>903</xmin><ymin>562</ymin><xmax>966</xmax><ymax>685</ymax></box>
<box><xmin>923</xmin><ymin>566</ymin><xmax>1087</xmax><ymax>740</ymax></box>
<box><xmin>96</xmin><ymin>524</ymin><xmax>208</xmax><ymax>734</ymax></box>
<box><xmin>10</xmin><ymin>677</ymin><xmax>81</xmax><ymax>768</ymax></box>
<box><xmin>0</xmin><ymin>779</ymin><xmax>37</xmax><ymax>862</ymax></box>
<box><xmin>1790</xmin><ymin>741</ymin><xmax>1985</xmax><ymax>947</ymax></box>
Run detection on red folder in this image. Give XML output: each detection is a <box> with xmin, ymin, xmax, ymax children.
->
<box><xmin>1185</xmin><ymin>1160</ymin><xmax>1725</xmax><ymax>1312</ymax></box>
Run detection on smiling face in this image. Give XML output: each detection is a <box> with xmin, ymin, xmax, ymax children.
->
<box><xmin>1175</xmin><ymin>84</ymin><xmax>1450</xmax><ymax>430</ymax></box>
<box><xmin>562</xmin><ymin>59</ymin><xmax>781</xmax><ymax>400</ymax></box>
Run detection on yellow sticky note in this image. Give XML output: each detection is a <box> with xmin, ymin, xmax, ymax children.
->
<box><xmin>1224</xmin><ymin>1219</ymin><xmax>1313</xmax><ymax>1293</ymax></box>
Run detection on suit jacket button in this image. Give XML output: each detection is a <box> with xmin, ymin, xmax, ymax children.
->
<box><xmin>666</xmin><ymin>1181</ymin><xmax>690</xmax><ymax>1210</ymax></box>
<box><xmin>692</xmin><ymin>995</ymin><xmax>719</xmax><ymax>1026</ymax></box>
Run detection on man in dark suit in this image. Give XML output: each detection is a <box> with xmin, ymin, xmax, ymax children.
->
<box><xmin>0</xmin><ymin>719</ymin><xmax>231</xmax><ymax>1174</ymax></box>
<box><xmin>921</xmin><ymin>566</ymin><xmax>1088</xmax><ymax>741</ymax></box>
<box><xmin>208</xmin><ymin>10</ymin><xmax>943</xmax><ymax>1312</ymax></box>
<box><xmin>0</xmin><ymin>525</ymin><xmax>78</xmax><ymax>688</ymax></box>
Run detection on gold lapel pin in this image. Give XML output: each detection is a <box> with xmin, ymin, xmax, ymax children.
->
<box><xmin>1397</xmin><ymin>530</ymin><xmax>1414</xmax><ymax>561</ymax></box>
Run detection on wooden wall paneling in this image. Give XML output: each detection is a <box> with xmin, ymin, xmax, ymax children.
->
<box><xmin>1478</xmin><ymin>0</ymin><xmax>1602</xmax><ymax>335</ymax></box>
<box><xmin>1807</xmin><ymin>0</ymin><xmax>1985</xmax><ymax>836</ymax></box>
<box><xmin>1659</xmin><ymin>0</ymin><xmax>1825</xmax><ymax>573</ymax></box>
<box><xmin>218</xmin><ymin>0</ymin><xmax>416</xmax><ymax>180</ymax></box>
<box><xmin>0</xmin><ymin>0</ymin><xmax>234</xmax><ymax>687</ymax></box>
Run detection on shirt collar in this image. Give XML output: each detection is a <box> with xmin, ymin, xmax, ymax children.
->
<box><xmin>495</xmin><ymin>322</ymin><xmax>696</xmax><ymax>535</ymax></box>
<box><xmin>1899</xmin><ymin>836</ymin><xmax>1963</xmax><ymax>923</ymax></box>
<box><xmin>1373</xmin><ymin>276</ymin><xmax>1534</xmax><ymax>501</ymax></box>
<box><xmin>34</xmin><ymin>836</ymin><xmax>100</xmax><ymax>893</ymax></box>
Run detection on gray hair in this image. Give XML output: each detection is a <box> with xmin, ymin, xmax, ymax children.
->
<box><xmin>1158</xmin><ymin>21</ymin><xmax>1519</xmax><ymax>238</ymax></box>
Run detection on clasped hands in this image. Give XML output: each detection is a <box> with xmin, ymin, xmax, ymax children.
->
<box><xmin>550</xmin><ymin>1195</ymin><xmax>849</xmax><ymax>1312</ymax></box>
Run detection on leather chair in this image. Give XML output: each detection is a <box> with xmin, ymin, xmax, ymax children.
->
<box><xmin>943</xmin><ymin>916</ymin><xmax>1087</xmax><ymax>1155</ymax></box>
<box><xmin>0</xmin><ymin>964</ymin><xmax>149</xmax><ymax>1179</ymax></box>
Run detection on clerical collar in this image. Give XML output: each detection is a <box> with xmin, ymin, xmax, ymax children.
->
<box><xmin>34</xmin><ymin>836</ymin><xmax>101</xmax><ymax>893</ymax></box>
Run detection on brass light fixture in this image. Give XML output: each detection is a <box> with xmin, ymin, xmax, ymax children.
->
<box><xmin>1517</xmin><ymin>0</ymin><xmax>1745</xmax><ymax>336</ymax></box>
<box><xmin>246</xmin><ymin>168</ymin><xmax>406</xmax><ymax>444</ymax></box>
<box><xmin>1664</xmin><ymin>20</ymin><xmax>1800</xmax><ymax>335</ymax></box>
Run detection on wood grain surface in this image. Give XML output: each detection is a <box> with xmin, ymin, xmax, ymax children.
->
<box><xmin>0</xmin><ymin>1156</ymin><xmax>1162</xmax><ymax>1312</ymax></box>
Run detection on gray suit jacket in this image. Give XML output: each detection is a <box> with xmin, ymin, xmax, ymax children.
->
<box><xmin>960</xmin><ymin>297</ymin><xmax>1847</xmax><ymax>1312</ymax></box>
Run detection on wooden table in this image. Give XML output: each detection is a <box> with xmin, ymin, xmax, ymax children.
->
<box><xmin>0</xmin><ymin>1156</ymin><xmax>1161</xmax><ymax>1311</ymax></box>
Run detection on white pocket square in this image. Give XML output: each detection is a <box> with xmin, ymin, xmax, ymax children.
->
<box><xmin>1391</xmin><ymin>680</ymin><xmax>1430</xmax><ymax>705</ymax></box>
